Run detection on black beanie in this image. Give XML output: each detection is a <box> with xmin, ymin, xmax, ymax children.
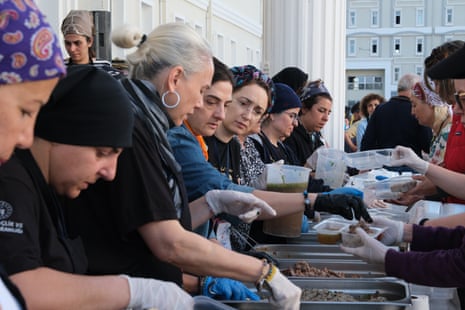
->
<box><xmin>35</xmin><ymin>65</ymin><xmax>134</xmax><ymax>148</ymax></box>
<box><xmin>269</xmin><ymin>83</ymin><xmax>302</xmax><ymax>114</ymax></box>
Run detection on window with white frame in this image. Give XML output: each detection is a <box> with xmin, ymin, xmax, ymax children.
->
<box><xmin>195</xmin><ymin>24</ymin><xmax>203</xmax><ymax>37</ymax></box>
<box><xmin>416</xmin><ymin>8</ymin><xmax>424</xmax><ymax>26</ymax></box>
<box><xmin>416</xmin><ymin>37</ymin><xmax>424</xmax><ymax>55</ymax></box>
<box><xmin>371</xmin><ymin>37</ymin><xmax>379</xmax><ymax>56</ymax></box>
<box><xmin>216</xmin><ymin>34</ymin><xmax>224</xmax><ymax>59</ymax></box>
<box><xmin>246</xmin><ymin>47</ymin><xmax>252</xmax><ymax>63</ymax></box>
<box><xmin>348</xmin><ymin>10</ymin><xmax>356</xmax><ymax>27</ymax></box>
<box><xmin>415</xmin><ymin>65</ymin><xmax>423</xmax><ymax>77</ymax></box>
<box><xmin>371</xmin><ymin>9</ymin><xmax>379</xmax><ymax>27</ymax></box>
<box><xmin>174</xmin><ymin>16</ymin><xmax>185</xmax><ymax>23</ymax></box>
<box><xmin>394</xmin><ymin>9</ymin><xmax>401</xmax><ymax>26</ymax></box>
<box><xmin>393</xmin><ymin>38</ymin><xmax>401</xmax><ymax>55</ymax></box>
<box><xmin>141</xmin><ymin>3</ymin><xmax>153</xmax><ymax>34</ymax></box>
<box><xmin>445</xmin><ymin>7</ymin><xmax>453</xmax><ymax>25</ymax></box>
<box><xmin>349</xmin><ymin>75</ymin><xmax>383</xmax><ymax>90</ymax></box>
<box><xmin>348</xmin><ymin>39</ymin><xmax>356</xmax><ymax>56</ymax></box>
<box><xmin>393</xmin><ymin>66</ymin><xmax>400</xmax><ymax>83</ymax></box>
<box><xmin>347</xmin><ymin>76</ymin><xmax>358</xmax><ymax>90</ymax></box>
<box><xmin>231</xmin><ymin>40</ymin><xmax>237</xmax><ymax>64</ymax></box>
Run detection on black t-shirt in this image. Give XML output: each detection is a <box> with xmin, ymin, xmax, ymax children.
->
<box><xmin>0</xmin><ymin>150</ymin><xmax>87</xmax><ymax>276</ymax></box>
<box><xmin>65</xmin><ymin>79</ymin><xmax>191</xmax><ymax>285</ymax></box>
<box><xmin>251</xmin><ymin>132</ymin><xmax>299</xmax><ymax>165</ymax></box>
<box><xmin>284</xmin><ymin>123</ymin><xmax>325</xmax><ymax>166</ymax></box>
<box><xmin>204</xmin><ymin>135</ymin><xmax>242</xmax><ymax>185</ymax></box>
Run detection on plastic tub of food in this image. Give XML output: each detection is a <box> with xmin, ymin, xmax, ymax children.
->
<box><xmin>363</xmin><ymin>175</ymin><xmax>417</xmax><ymax>200</ymax></box>
<box><xmin>341</xmin><ymin>223</ymin><xmax>386</xmax><ymax>248</ymax></box>
<box><xmin>263</xmin><ymin>164</ymin><xmax>311</xmax><ymax>238</ymax></box>
<box><xmin>313</xmin><ymin>219</ymin><xmax>349</xmax><ymax>244</ymax></box>
<box><xmin>344</xmin><ymin>148</ymin><xmax>394</xmax><ymax>170</ymax></box>
<box><xmin>193</xmin><ymin>296</ymin><xmax>235</xmax><ymax>309</ymax></box>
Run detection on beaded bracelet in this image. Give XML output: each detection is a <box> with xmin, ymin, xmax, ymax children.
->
<box><xmin>255</xmin><ymin>259</ymin><xmax>272</xmax><ymax>292</ymax></box>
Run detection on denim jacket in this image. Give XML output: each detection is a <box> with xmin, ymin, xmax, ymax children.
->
<box><xmin>167</xmin><ymin>125</ymin><xmax>253</xmax><ymax>202</ymax></box>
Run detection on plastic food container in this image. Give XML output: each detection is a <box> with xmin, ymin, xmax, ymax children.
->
<box><xmin>314</xmin><ymin>148</ymin><xmax>347</xmax><ymax>188</ymax></box>
<box><xmin>313</xmin><ymin>219</ymin><xmax>349</xmax><ymax>244</ymax></box>
<box><xmin>193</xmin><ymin>296</ymin><xmax>235</xmax><ymax>309</ymax></box>
<box><xmin>363</xmin><ymin>175</ymin><xmax>417</xmax><ymax>200</ymax></box>
<box><xmin>344</xmin><ymin>148</ymin><xmax>394</xmax><ymax>170</ymax></box>
<box><xmin>341</xmin><ymin>225</ymin><xmax>386</xmax><ymax>248</ymax></box>
<box><xmin>263</xmin><ymin>164</ymin><xmax>311</xmax><ymax>238</ymax></box>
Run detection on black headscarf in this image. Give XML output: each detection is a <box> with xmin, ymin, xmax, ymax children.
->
<box><xmin>35</xmin><ymin>65</ymin><xmax>134</xmax><ymax>148</ymax></box>
<box><xmin>272</xmin><ymin>67</ymin><xmax>308</xmax><ymax>93</ymax></box>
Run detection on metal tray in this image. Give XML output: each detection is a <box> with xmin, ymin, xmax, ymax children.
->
<box><xmin>225</xmin><ymin>278</ymin><xmax>411</xmax><ymax>309</ymax></box>
<box><xmin>253</xmin><ymin>244</ymin><xmax>360</xmax><ymax>260</ymax></box>
<box><xmin>287</xmin><ymin>231</ymin><xmax>319</xmax><ymax>244</ymax></box>
<box><xmin>278</xmin><ymin>259</ymin><xmax>386</xmax><ymax>278</ymax></box>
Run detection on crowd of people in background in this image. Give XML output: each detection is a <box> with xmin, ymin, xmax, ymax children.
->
<box><xmin>2</xmin><ymin>1</ymin><xmax>465</xmax><ymax>309</ymax></box>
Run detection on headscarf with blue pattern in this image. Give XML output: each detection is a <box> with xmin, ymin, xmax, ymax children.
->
<box><xmin>230</xmin><ymin>65</ymin><xmax>275</xmax><ymax>113</ymax></box>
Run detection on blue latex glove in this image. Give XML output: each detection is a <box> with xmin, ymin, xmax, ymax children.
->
<box><xmin>327</xmin><ymin>187</ymin><xmax>363</xmax><ymax>198</ymax></box>
<box><xmin>301</xmin><ymin>215</ymin><xmax>309</xmax><ymax>233</ymax></box>
<box><xmin>202</xmin><ymin>276</ymin><xmax>260</xmax><ymax>301</ymax></box>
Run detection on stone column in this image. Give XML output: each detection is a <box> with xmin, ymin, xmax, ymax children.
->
<box><xmin>263</xmin><ymin>0</ymin><xmax>347</xmax><ymax>150</ymax></box>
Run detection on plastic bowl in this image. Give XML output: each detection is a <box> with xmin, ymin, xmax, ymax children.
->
<box><xmin>313</xmin><ymin>219</ymin><xmax>349</xmax><ymax>244</ymax></box>
<box><xmin>341</xmin><ymin>226</ymin><xmax>386</xmax><ymax>248</ymax></box>
<box><xmin>345</xmin><ymin>148</ymin><xmax>393</xmax><ymax>170</ymax></box>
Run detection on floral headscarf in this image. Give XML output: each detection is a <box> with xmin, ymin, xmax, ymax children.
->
<box><xmin>0</xmin><ymin>0</ymin><xmax>66</xmax><ymax>84</ymax></box>
<box><xmin>230</xmin><ymin>65</ymin><xmax>275</xmax><ymax>112</ymax></box>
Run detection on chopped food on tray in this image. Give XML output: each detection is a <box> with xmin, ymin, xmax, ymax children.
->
<box><xmin>301</xmin><ymin>288</ymin><xmax>387</xmax><ymax>302</ymax></box>
<box><xmin>282</xmin><ymin>261</ymin><xmax>360</xmax><ymax>278</ymax></box>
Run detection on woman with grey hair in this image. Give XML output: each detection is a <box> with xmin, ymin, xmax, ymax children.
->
<box><xmin>66</xmin><ymin>23</ymin><xmax>302</xmax><ymax>308</ymax></box>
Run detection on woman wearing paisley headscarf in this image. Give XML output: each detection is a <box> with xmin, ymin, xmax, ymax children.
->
<box><xmin>411</xmin><ymin>80</ymin><xmax>451</xmax><ymax>165</ymax></box>
<box><xmin>0</xmin><ymin>1</ymin><xmax>65</xmax><ymax>308</ymax></box>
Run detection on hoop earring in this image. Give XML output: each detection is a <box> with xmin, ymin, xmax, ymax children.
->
<box><xmin>161</xmin><ymin>90</ymin><xmax>180</xmax><ymax>109</ymax></box>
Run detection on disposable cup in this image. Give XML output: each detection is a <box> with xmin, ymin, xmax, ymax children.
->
<box><xmin>263</xmin><ymin>164</ymin><xmax>311</xmax><ymax>238</ymax></box>
<box><xmin>315</xmin><ymin>148</ymin><xmax>347</xmax><ymax>188</ymax></box>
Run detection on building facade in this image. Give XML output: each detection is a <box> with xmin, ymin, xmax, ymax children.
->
<box><xmin>36</xmin><ymin>0</ymin><xmax>264</xmax><ymax>68</ymax></box>
<box><xmin>35</xmin><ymin>0</ymin><xmax>348</xmax><ymax>149</ymax></box>
<box><xmin>346</xmin><ymin>0</ymin><xmax>465</xmax><ymax>108</ymax></box>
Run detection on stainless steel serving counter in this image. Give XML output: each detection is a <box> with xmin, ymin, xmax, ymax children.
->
<box><xmin>253</xmin><ymin>244</ymin><xmax>361</xmax><ymax>260</ymax></box>
<box><xmin>278</xmin><ymin>258</ymin><xmax>386</xmax><ymax>278</ymax></box>
<box><xmin>225</xmin><ymin>278</ymin><xmax>411</xmax><ymax>309</ymax></box>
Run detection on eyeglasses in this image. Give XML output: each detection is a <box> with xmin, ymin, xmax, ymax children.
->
<box><xmin>232</xmin><ymin>97</ymin><xmax>266</xmax><ymax>120</ymax></box>
<box><xmin>282</xmin><ymin>111</ymin><xmax>299</xmax><ymax>121</ymax></box>
<box><xmin>454</xmin><ymin>92</ymin><xmax>465</xmax><ymax>109</ymax></box>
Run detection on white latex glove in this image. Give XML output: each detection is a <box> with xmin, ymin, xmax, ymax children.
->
<box><xmin>372</xmin><ymin>216</ymin><xmax>404</xmax><ymax>245</ymax></box>
<box><xmin>205</xmin><ymin>190</ymin><xmax>277</xmax><ymax>223</ymax></box>
<box><xmin>340</xmin><ymin>227</ymin><xmax>390</xmax><ymax>264</ymax></box>
<box><xmin>265</xmin><ymin>266</ymin><xmax>301</xmax><ymax>310</ymax></box>
<box><xmin>389</xmin><ymin>146</ymin><xmax>429</xmax><ymax>174</ymax></box>
<box><xmin>369</xmin><ymin>199</ymin><xmax>388</xmax><ymax>209</ymax></box>
<box><xmin>121</xmin><ymin>275</ymin><xmax>194</xmax><ymax>310</ymax></box>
